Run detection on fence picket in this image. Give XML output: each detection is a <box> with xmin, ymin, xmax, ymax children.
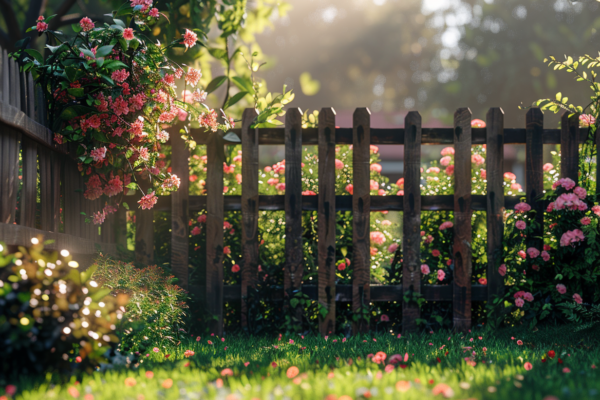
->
<box><xmin>402</xmin><ymin>111</ymin><xmax>422</xmax><ymax>333</ymax></box>
<box><xmin>1</xmin><ymin>50</ymin><xmax>9</xmax><ymax>104</ymax></box>
<box><xmin>560</xmin><ymin>112</ymin><xmax>580</xmax><ymax>183</ymax></box>
<box><xmin>171</xmin><ymin>131</ymin><xmax>190</xmax><ymax>289</ymax></box>
<box><xmin>63</xmin><ymin>160</ymin><xmax>82</xmax><ymax>237</ymax></box>
<box><xmin>486</xmin><ymin>108</ymin><xmax>505</xmax><ymax>305</ymax></box>
<box><xmin>9</xmin><ymin>58</ymin><xmax>20</xmax><ymax>108</ymax></box>
<box><xmin>352</xmin><ymin>108</ymin><xmax>371</xmax><ymax>334</ymax></box>
<box><xmin>318</xmin><ymin>107</ymin><xmax>337</xmax><ymax>336</ymax></box>
<box><xmin>27</xmin><ymin>73</ymin><xmax>35</xmax><ymax>118</ymax></box>
<box><xmin>526</xmin><ymin>109</ymin><xmax>544</xmax><ymax>253</ymax></box>
<box><xmin>135</xmin><ymin>179</ymin><xmax>154</xmax><ymax>265</ymax></box>
<box><xmin>206</xmin><ymin>130</ymin><xmax>225</xmax><ymax>335</ymax></box>
<box><xmin>453</xmin><ymin>108</ymin><xmax>473</xmax><ymax>332</ymax></box>
<box><xmin>0</xmin><ymin>127</ymin><xmax>19</xmax><ymax>224</ymax></box>
<box><xmin>21</xmin><ymin>138</ymin><xmax>38</xmax><ymax>228</ymax></box>
<box><xmin>284</xmin><ymin>108</ymin><xmax>304</xmax><ymax>327</ymax></box>
<box><xmin>241</xmin><ymin>109</ymin><xmax>259</xmax><ymax>329</ymax></box>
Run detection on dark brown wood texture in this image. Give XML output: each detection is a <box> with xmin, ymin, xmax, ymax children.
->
<box><xmin>20</xmin><ymin>138</ymin><xmax>37</xmax><ymax>227</ymax></box>
<box><xmin>135</xmin><ymin>179</ymin><xmax>154</xmax><ymax>266</ymax></box>
<box><xmin>453</xmin><ymin>108</ymin><xmax>473</xmax><ymax>332</ymax></box>
<box><xmin>318</xmin><ymin>108</ymin><xmax>337</xmax><ymax>336</ymax></box>
<box><xmin>170</xmin><ymin>131</ymin><xmax>190</xmax><ymax>289</ymax></box>
<box><xmin>561</xmin><ymin>112</ymin><xmax>580</xmax><ymax>183</ymax></box>
<box><xmin>352</xmin><ymin>108</ymin><xmax>371</xmax><ymax>334</ymax></box>
<box><xmin>284</xmin><ymin>108</ymin><xmax>304</xmax><ymax>326</ymax></box>
<box><xmin>526</xmin><ymin>109</ymin><xmax>544</xmax><ymax>253</ymax></box>
<box><xmin>206</xmin><ymin>131</ymin><xmax>225</xmax><ymax>335</ymax></box>
<box><xmin>402</xmin><ymin>111</ymin><xmax>422</xmax><ymax>333</ymax></box>
<box><xmin>0</xmin><ymin>127</ymin><xmax>19</xmax><ymax>224</ymax></box>
<box><xmin>241</xmin><ymin>109</ymin><xmax>259</xmax><ymax>328</ymax></box>
<box><xmin>486</xmin><ymin>108</ymin><xmax>505</xmax><ymax>305</ymax></box>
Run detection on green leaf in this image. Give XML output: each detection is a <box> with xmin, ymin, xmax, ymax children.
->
<box><xmin>67</xmin><ymin>88</ymin><xmax>85</xmax><ymax>97</ymax></box>
<box><xmin>208</xmin><ymin>47</ymin><xmax>228</xmax><ymax>61</ymax></box>
<box><xmin>72</xmin><ymin>23</ymin><xmax>82</xmax><ymax>33</ymax></box>
<box><xmin>95</xmin><ymin>45</ymin><xmax>114</xmax><ymax>58</ymax></box>
<box><xmin>80</xmin><ymin>48</ymin><xmax>96</xmax><ymax>59</ymax></box>
<box><xmin>95</xmin><ymin>57</ymin><xmax>105</xmax><ymax>67</ymax></box>
<box><xmin>290</xmin><ymin>298</ymin><xmax>299</xmax><ymax>308</ymax></box>
<box><xmin>24</xmin><ymin>49</ymin><xmax>43</xmax><ymax>64</ymax></box>
<box><xmin>223</xmin><ymin>91</ymin><xmax>248</xmax><ymax>109</ymax></box>
<box><xmin>122</xmin><ymin>202</ymin><xmax>129</xmax><ymax>210</ymax></box>
<box><xmin>205</xmin><ymin>75</ymin><xmax>227</xmax><ymax>94</ymax></box>
<box><xmin>93</xmin><ymin>130</ymin><xmax>109</xmax><ymax>142</ymax></box>
<box><xmin>126</xmin><ymin>183</ymin><xmax>138</xmax><ymax>190</ymax></box>
<box><xmin>232</xmin><ymin>76</ymin><xmax>255</xmax><ymax>95</ymax></box>
<box><xmin>130</xmin><ymin>38</ymin><xmax>140</xmax><ymax>50</ymax></box>
<box><xmin>113</xmin><ymin>18</ymin><xmax>126</xmax><ymax>28</ymax></box>
<box><xmin>46</xmin><ymin>43</ymin><xmax>66</xmax><ymax>54</ymax></box>
<box><xmin>222</xmin><ymin>131</ymin><xmax>241</xmax><ymax>142</ymax></box>
<box><xmin>59</xmin><ymin>105</ymin><xmax>95</xmax><ymax>120</ymax></box>
<box><xmin>44</xmin><ymin>14</ymin><xmax>58</xmax><ymax>23</ymax></box>
<box><xmin>299</xmin><ymin>72</ymin><xmax>320</xmax><ymax>96</ymax></box>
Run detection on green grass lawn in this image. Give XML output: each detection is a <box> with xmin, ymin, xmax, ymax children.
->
<box><xmin>11</xmin><ymin>324</ymin><xmax>600</xmax><ymax>400</ymax></box>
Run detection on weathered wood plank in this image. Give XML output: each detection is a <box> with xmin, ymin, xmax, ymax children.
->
<box><xmin>171</xmin><ymin>131</ymin><xmax>190</xmax><ymax>289</ymax></box>
<box><xmin>352</xmin><ymin>108</ymin><xmax>371</xmax><ymax>334</ymax></box>
<box><xmin>284</xmin><ymin>108</ymin><xmax>304</xmax><ymax>326</ymax></box>
<box><xmin>318</xmin><ymin>107</ymin><xmax>337</xmax><ymax>336</ymax></box>
<box><xmin>0</xmin><ymin>126</ymin><xmax>20</xmax><ymax>224</ymax></box>
<box><xmin>486</xmin><ymin>108</ymin><xmax>505</xmax><ymax>306</ymax></box>
<box><xmin>27</xmin><ymin>73</ymin><xmax>35</xmax><ymax>119</ymax></box>
<box><xmin>526</xmin><ymin>108</ymin><xmax>544</xmax><ymax>255</ymax></box>
<box><xmin>63</xmin><ymin>160</ymin><xmax>81</xmax><ymax>236</ymax></box>
<box><xmin>20</xmin><ymin>138</ymin><xmax>38</xmax><ymax>228</ymax></box>
<box><xmin>241</xmin><ymin>109</ymin><xmax>259</xmax><ymax>329</ymax></box>
<box><xmin>135</xmin><ymin>179</ymin><xmax>154</xmax><ymax>266</ymax></box>
<box><xmin>560</xmin><ymin>111</ymin><xmax>580</xmax><ymax>183</ymax></box>
<box><xmin>9</xmin><ymin>58</ymin><xmax>20</xmax><ymax>109</ymax></box>
<box><xmin>402</xmin><ymin>111</ymin><xmax>422</xmax><ymax>333</ymax></box>
<box><xmin>206</xmin><ymin>130</ymin><xmax>225</xmax><ymax>335</ymax></box>
<box><xmin>453</xmin><ymin>108</ymin><xmax>473</xmax><ymax>332</ymax></box>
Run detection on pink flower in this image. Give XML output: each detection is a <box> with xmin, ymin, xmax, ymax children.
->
<box><xmin>579</xmin><ymin>114</ymin><xmax>596</xmax><ymax>127</ymax></box>
<box><xmin>431</xmin><ymin>249</ymin><xmax>441</xmax><ymax>257</ymax></box>
<box><xmin>441</xmin><ymin>147</ymin><xmax>455</xmax><ymax>156</ymax></box>
<box><xmin>185</xmin><ymin>67</ymin><xmax>202</xmax><ymax>87</ymax></box>
<box><xmin>581</xmin><ymin>217</ymin><xmax>591</xmax><ymax>225</ymax></box>
<box><xmin>560</xmin><ymin>229</ymin><xmax>585</xmax><ymax>247</ymax></box>
<box><xmin>537</xmin><ymin>164</ymin><xmax>553</xmax><ymax>175</ymax></box>
<box><xmin>111</xmin><ymin>69</ymin><xmax>130</xmax><ymax>83</ymax></box>
<box><xmin>563</xmin><ymin>367</ymin><xmax>571</xmax><ymax>373</ymax></box>
<box><xmin>337</xmin><ymin>263</ymin><xmax>346</xmax><ymax>271</ymax></box>
<box><xmin>153</xmin><ymin>347</ymin><xmax>160</xmax><ymax>353</ymax></box>
<box><xmin>518</xmin><ymin>250</ymin><xmax>526</xmax><ymax>259</ymax></box>
<box><xmin>524</xmin><ymin>362</ymin><xmax>533</xmax><ymax>371</ymax></box>
<box><xmin>197</xmin><ymin>214</ymin><xmax>207</xmax><ymax>223</ymax></box>
<box><xmin>380</xmin><ymin>314</ymin><xmax>389</xmax><ymax>322</ymax></box>
<box><xmin>504</xmin><ymin>172</ymin><xmax>516</xmax><ymax>181</ymax></box>
<box><xmin>527</xmin><ymin>248</ymin><xmax>540</xmax><ymax>258</ymax></box>
<box><xmin>370</xmin><ymin>180</ymin><xmax>379</xmax><ymax>191</ymax></box>
<box><xmin>382</xmin><ymin>220</ymin><xmax>392</xmax><ymax>226</ymax></box>
<box><xmin>516</xmin><ymin>221</ymin><xmax>526</xmax><ymax>230</ymax></box>
<box><xmin>517</xmin><ymin>340</ymin><xmax>523</xmax><ymax>346</ymax></box>
<box><xmin>396</xmin><ymin>178</ymin><xmax>404</xmax><ymax>188</ymax></box>
<box><xmin>79</xmin><ymin>17</ymin><xmax>94</xmax><ymax>32</ymax></box>
<box><xmin>514</xmin><ymin>202</ymin><xmax>531</xmax><ymax>213</ymax></box>
<box><xmin>335</xmin><ymin>159</ymin><xmax>344</xmax><ymax>170</ymax></box>
<box><xmin>231</xmin><ymin>264</ymin><xmax>240</xmax><ymax>273</ymax></box>
<box><xmin>223</xmin><ymin>246</ymin><xmax>231</xmax><ymax>255</ymax></box>
<box><xmin>574</xmin><ymin>186</ymin><xmax>587</xmax><ymax>199</ymax></box>
<box><xmin>138</xmin><ymin>192</ymin><xmax>158</xmax><ymax>210</ymax></box>
<box><xmin>471</xmin><ymin>154</ymin><xmax>485</xmax><ymax>165</ymax></box>
<box><xmin>498</xmin><ymin>264</ymin><xmax>506</xmax><ymax>276</ymax></box>
<box><xmin>541</xmin><ymin>251</ymin><xmax>550</xmax><ymax>262</ymax></box>
<box><xmin>36</xmin><ymin>20</ymin><xmax>48</xmax><ymax>32</ymax></box>
<box><xmin>445</xmin><ymin>165</ymin><xmax>455</xmax><ymax>176</ymax></box>
<box><xmin>440</xmin><ymin>156</ymin><xmax>452</xmax><ymax>167</ymax></box>
<box><xmin>553</xmin><ymin>177</ymin><xmax>576</xmax><ymax>191</ymax></box>
<box><xmin>182</xmin><ymin>29</ymin><xmax>198</xmax><ymax>50</ymax></box>
<box><xmin>370</xmin><ymin>163</ymin><xmax>382</xmax><ymax>173</ymax></box>
<box><xmin>104</xmin><ymin>176</ymin><xmax>123</xmax><ymax>197</ymax></box>
<box><xmin>439</xmin><ymin>221</ymin><xmax>453</xmax><ymax>230</ymax></box>
<box><xmin>370</xmin><ymin>231</ymin><xmax>386</xmax><ymax>245</ymax></box>
<box><xmin>90</xmin><ymin>147</ymin><xmax>107</xmax><ymax>162</ymax></box>
<box><xmin>425</xmin><ymin>235</ymin><xmax>434</xmax><ymax>244</ymax></box>
<box><xmin>388</xmin><ymin>243</ymin><xmax>399</xmax><ymax>253</ymax></box>
<box><xmin>149</xmin><ymin>7</ymin><xmax>159</xmax><ymax>17</ymax></box>
<box><xmin>515</xmin><ymin>298</ymin><xmax>525</xmax><ymax>308</ymax></box>
<box><xmin>397</xmin><ymin>190</ymin><xmax>404</xmax><ymax>196</ymax></box>
<box><xmin>389</xmin><ymin>354</ymin><xmax>403</xmax><ymax>364</ymax></box>
<box><xmin>593</xmin><ymin>205</ymin><xmax>600</xmax><ymax>216</ymax></box>
<box><xmin>478</xmin><ymin>278</ymin><xmax>487</xmax><ymax>285</ymax></box>
<box><xmin>276</xmin><ymin>183</ymin><xmax>286</xmax><ymax>192</ymax></box>
<box><xmin>191</xmin><ymin>226</ymin><xmax>201</xmax><ymax>235</ymax></box>
<box><xmin>345</xmin><ymin>184</ymin><xmax>353</xmax><ymax>194</ymax></box>
<box><xmin>555</xmin><ymin>193</ymin><xmax>587</xmax><ymax>211</ymax></box>
<box><xmin>427</xmin><ymin>167</ymin><xmax>440</xmax><ymax>174</ymax></box>
<box><xmin>471</xmin><ymin>119</ymin><xmax>486</xmax><ymax>128</ymax></box>
<box><xmin>573</xmin><ymin>293</ymin><xmax>583</xmax><ymax>304</ymax></box>
<box><xmin>421</xmin><ymin>264</ymin><xmax>430</xmax><ymax>274</ymax></box>
<box><xmin>123</xmin><ymin>28</ymin><xmax>134</xmax><ymax>40</ymax></box>
<box><xmin>556</xmin><ymin>284</ymin><xmax>567</xmax><ymax>294</ymax></box>
<box><xmin>511</xmin><ymin>183</ymin><xmax>522</xmax><ymax>191</ymax></box>
<box><xmin>370</xmin><ymin>247</ymin><xmax>378</xmax><ymax>256</ymax></box>
<box><xmin>523</xmin><ymin>292</ymin><xmax>534</xmax><ymax>302</ymax></box>
<box><xmin>437</xmin><ymin>269</ymin><xmax>446</xmax><ymax>281</ymax></box>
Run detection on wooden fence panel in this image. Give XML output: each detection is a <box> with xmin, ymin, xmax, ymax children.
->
<box><xmin>453</xmin><ymin>108</ymin><xmax>473</xmax><ymax>332</ymax></box>
<box><xmin>9</xmin><ymin>57</ymin><xmax>20</xmax><ymax>109</ymax></box>
<box><xmin>284</xmin><ymin>108</ymin><xmax>304</xmax><ymax>327</ymax></box>
<box><xmin>526</xmin><ymin>109</ymin><xmax>544</xmax><ymax>252</ymax></box>
<box><xmin>20</xmin><ymin>138</ymin><xmax>38</xmax><ymax>228</ymax></box>
<box><xmin>241</xmin><ymin>109</ymin><xmax>259</xmax><ymax>329</ymax></box>
<box><xmin>352</xmin><ymin>108</ymin><xmax>371</xmax><ymax>334</ymax></box>
<box><xmin>171</xmin><ymin>131</ymin><xmax>190</xmax><ymax>289</ymax></box>
<box><xmin>206</xmin><ymin>131</ymin><xmax>225</xmax><ymax>335</ymax></box>
<box><xmin>318</xmin><ymin>107</ymin><xmax>337</xmax><ymax>336</ymax></box>
<box><xmin>486</xmin><ymin>108</ymin><xmax>505</xmax><ymax>305</ymax></box>
<box><xmin>0</xmin><ymin>127</ymin><xmax>19</xmax><ymax>224</ymax></box>
<box><xmin>402</xmin><ymin>111</ymin><xmax>422</xmax><ymax>333</ymax></box>
<box><xmin>135</xmin><ymin>179</ymin><xmax>154</xmax><ymax>266</ymax></box>
<box><xmin>561</xmin><ymin>112</ymin><xmax>580</xmax><ymax>183</ymax></box>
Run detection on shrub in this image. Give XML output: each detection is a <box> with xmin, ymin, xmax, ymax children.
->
<box><xmin>0</xmin><ymin>239</ymin><xmax>121</xmax><ymax>379</ymax></box>
<box><xmin>91</xmin><ymin>256</ymin><xmax>188</xmax><ymax>352</ymax></box>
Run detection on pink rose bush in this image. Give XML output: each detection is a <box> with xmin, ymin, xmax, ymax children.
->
<box><xmin>21</xmin><ymin>1</ymin><xmax>234</xmax><ymax>224</ymax></box>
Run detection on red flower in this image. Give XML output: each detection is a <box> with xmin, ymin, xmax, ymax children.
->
<box><xmin>547</xmin><ymin>350</ymin><xmax>555</xmax><ymax>359</ymax></box>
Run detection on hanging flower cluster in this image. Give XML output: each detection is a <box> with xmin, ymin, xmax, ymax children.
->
<box><xmin>18</xmin><ymin>0</ymin><xmax>234</xmax><ymax>224</ymax></box>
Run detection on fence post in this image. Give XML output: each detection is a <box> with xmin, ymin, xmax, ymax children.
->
<box><xmin>318</xmin><ymin>107</ymin><xmax>337</xmax><ymax>336</ymax></box>
<box><xmin>206</xmin><ymin>130</ymin><xmax>225</xmax><ymax>335</ymax></box>
<box><xmin>0</xmin><ymin>127</ymin><xmax>19</xmax><ymax>224</ymax></box>
<box><xmin>453</xmin><ymin>107</ymin><xmax>472</xmax><ymax>332</ymax></box>
<box><xmin>171</xmin><ymin>131</ymin><xmax>190</xmax><ymax>290</ymax></box>
<box><xmin>486</xmin><ymin>108</ymin><xmax>505</xmax><ymax>306</ymax></box>
<box><xmin>284</xmin><ymin>108</ymin><xmax>304</xmax><ymax>328</ymax></box>
<box><xmin>526</xmin><ymin>109</ymin><xmax>544</xmax><ymax>252</ymax></box>
<box><xmin>402</xmin><ymin>111</ymin><xmax>422</xmax><ymax>333</ymax></box>
<box><xmin>135</xmin><ymin>178</ymin><xmax>154</xmax><ymax>265</ymax></box>
<box><xmin>241</xmin><ymin>108</ymin><xmax>259</xmax><ymax>330</ymax></box>
<box><xmin>21</xmin><ymin>138</ymin><xmax>38</xmax><ymax>228</ymax></box>
<box><xmin>561</xmin><ymin>111</ymin><xmax>580</xmax><ymax>183</ymax></box>
<box><xmin>352</xmin><ymin>108</ymin><xmax>371</xmax><ymax>334</ymax></box>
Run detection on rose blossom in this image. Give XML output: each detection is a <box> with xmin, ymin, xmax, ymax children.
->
<box><xmin>441</xmin><ymin>147</ymin><xmax>455</xmax><ymax>156</ymax></box>
<box><xmin>335</xmin><ymin>159</ymin><xmax>344</xmax><ymax>169</ymax></box>
<box><xmin>498</xmin><ymin>264</ymin><xmax>506</xmax><ymax>276</ymax></box>
<box><xmin>593</xmin><ymin>205</ymin><xmax>600</xmax><ymax>216</ymax></box>
<box><xmin>440</xmin><ymin>156</ymin><xmax>452</xmax><ymax>167</ymax></box>
<box><xmin>573</xmin><ymin>293</ymin><xmax>583</xmax><ymax>304</ymax></box>
<box><xmin>346</xmin><ymin>184</ymin><xmax>353</xmax><ymax>194</ymax></box>
<box><xmin>543</xmin><ymin>163</ymin><xmax>554</xmax><ymax>172</ymax></box>
<box><xmin>515</xmin><ymin>298</ymin><xmax>525</xmax><ymax>308</ymax></box>
<box><xmin>471</xmin><ymin>154</ymin><xmax>485</xmax><ymax>165</ymax></box>
<box><xmin>370</xmin><ymin>231</ymin><xmax>386</xmax><ymax>245</ymax></box>
<box><xmin>574</xmin><ymin>186</ymin><xmax>587</xmax><ymax>199</ymax></box>
<box><xmin>504</xmin><ymin>172</ymin><xmax>516</xmax><ymax>181</ymax></box>
<box><xmin>552</xmin><ymin>177</ymin><xmax>576</xmax><ymax>191</ymax></box>
<box><xmin>518</xmin><ymin>250</ymin><xmax>526</xmax><ymax>259</ymax></box>
<box><xmin>421</xmin><ymin>264</ymin><xmax>430</xmax><ymax>274</ymax></box>
<box><xmin>523</xmin><ymin>292</ymin><xmax>534</xmax><ymax>302</ymax></box>
<box><xmin>183</xmin><ymin>29</ymin><xmax>198</xmax><ymax>50</ymax></box>
<box><xmin>581</xmin><ymin>217</ymin><xmax>591</xmax><ymax>225</ymax></box>
<box><xmin>432</xmin><ymin>249</ymin><xmax>441</xmax><ymax>257</ymax></box>
<box><xmin>138</xmin><ymin>192</ymin><xmax>157</xmax><ymax>210</ymax></box>
<box><xmin>560</xmin><ymin>229</ymin><xmax>585</xmax><ymax>247</ymax></box>
<box><xmin>123</xmin><ymin>28</ymin><xmax>134</xmax><ymax>40</ymax></box>
<box><xmin>515</xmin><ymin>220</ymin><xmax>526</xmax><ymax>230</ymax></box>
<box><xmin>388</xmin><ymin>243</ymin><xmax>399</xmax><ymax>253</ymax></box>
<box><xmin>445</xmin><ymin>165</ymin><xmax>454</xmax><ymax>176</ymax></box>
<box><xmin>427</xmin><ymin>167</ymin><xmax>440</xmax><ymax>174</ymax></box>
<box><xmin>526</xmin><ymin>247</ymin><xmax>540</xmax><ymax>258</ymax></box>
<box><xmin>541</xmin><ymin>251</ymin><xmax>550</xmax><ymax>262</ymax></box>
<box><xmin>79</xmin><ymin>17</ymin><xmax>94</xmax><ymax>32</ymax></box>
<box><xmin>370</xmin><ymin>163</ymin><xmax>382</xmax><ymax>173</ymax></box>
<box><xmin>439</xmin><ymin>221</ymin><xmax>453</xmax><ymax>230</ymax></box>
<box><xmin>437</xmin><ymin>269</ymin><xmax>445</xmax><ymax>281</ymax></box>
<box><xmin>514</xmin><ymin>202</ymin><xmax>531</xmax><ymax>213</ymax></box>
<box><xmin>556</xmin><ymin>284</ymin><xmax>567</xmax><ymax>294</ymax></box>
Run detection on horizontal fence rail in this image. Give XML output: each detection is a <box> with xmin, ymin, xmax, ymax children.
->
<box><xmin>145</xmin><ymin>106</ymin><xmax>582</xmax><ymax>336</ymax></box>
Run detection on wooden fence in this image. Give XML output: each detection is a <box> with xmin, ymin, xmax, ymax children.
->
<box><xmin>0</xmin><ymin>48</ymin><xmax>117</xmax><ymax>264</ymax></box>
<box><xmin>138</xmin><ymin>106</ymin><xmax>588</xmax><ymax>336</ymax></box>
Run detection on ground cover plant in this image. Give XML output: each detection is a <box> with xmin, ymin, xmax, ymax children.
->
<box><xmin>4</xmin><ymin>324</ymin><xmax>600</xmax><ymax>400</ymax></box>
